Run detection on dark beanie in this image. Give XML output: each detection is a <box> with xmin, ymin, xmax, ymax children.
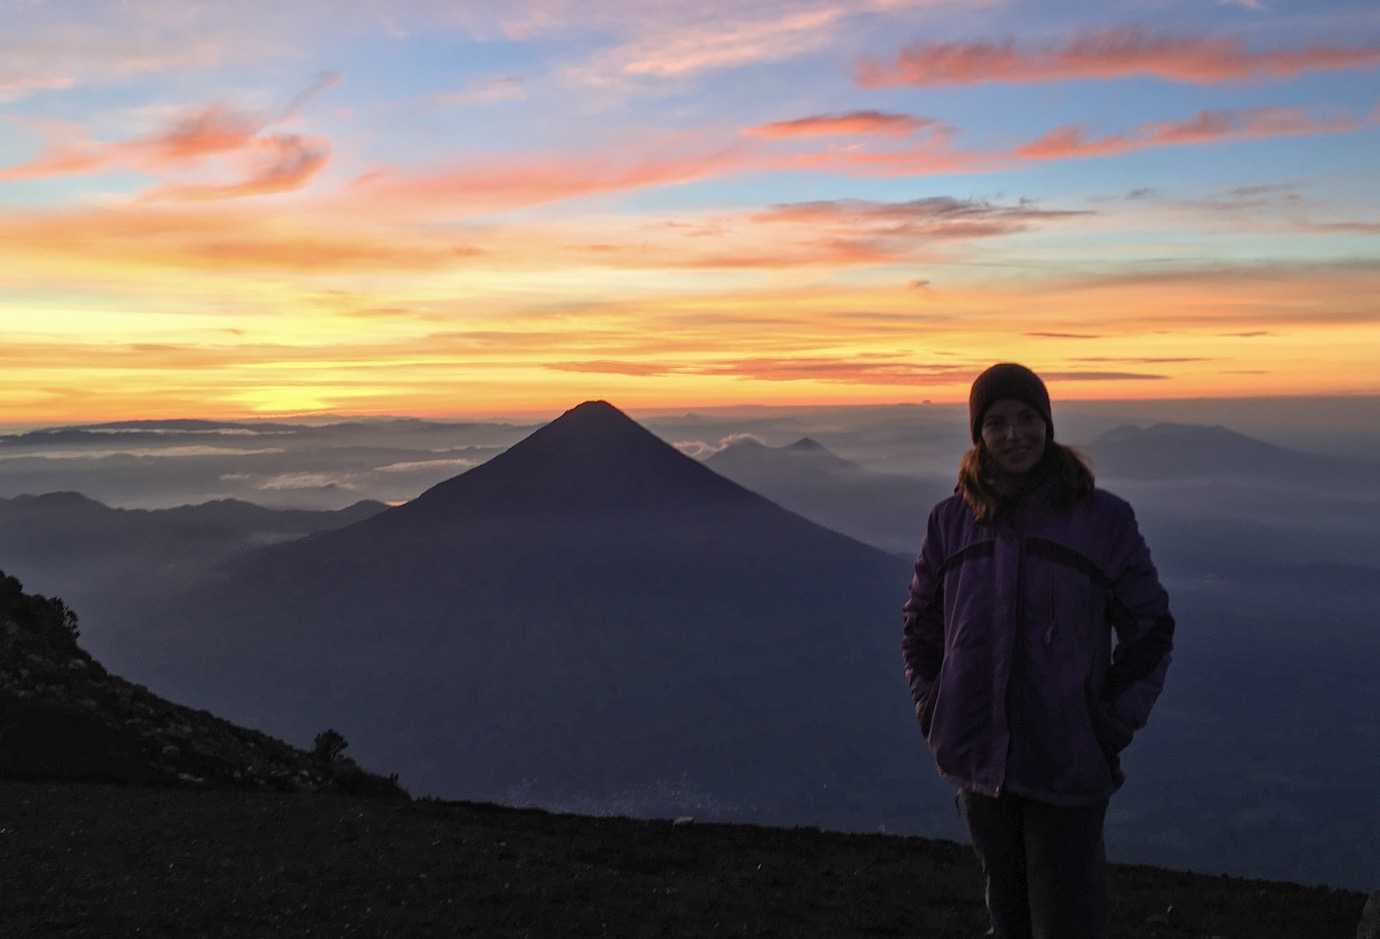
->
<box><xmin>968</xmin><ymin>363</ymin><xmax>1053</xmax><ymax>444</ymax></box>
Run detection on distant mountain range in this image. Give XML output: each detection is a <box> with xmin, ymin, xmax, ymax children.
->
<box><xmin>0</xmin><ymin>493</ymin><xmax>387</xmax><ymax>621</ymax></box>
<box><xmin>1090</xmin><ymin>422</ymin><xmax>1377</xmax><ymax>489</ymax></box>
<box><xmin>704</xmin><ymin>436</ymin><xmax>950</xmax><ymax>554</ymax></box>
<box><xmin>106</xmin><ymin>402</ymin><xmax>924</xmax><ymax>827</ymax></box>
<box><xmin>0</xmin><ymin>417</ymin><xmax>534</xmax><ymax>449</ymax></box>
<box><xmin>706</xmin><ymin>436</ymin><xmax>861</xmax><ymax>477</ymax></box>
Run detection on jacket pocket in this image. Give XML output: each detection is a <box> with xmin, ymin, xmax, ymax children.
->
<box><xmin>1084</xmin><ymin>682</ymin><xmax>1133</xmax><ymax>763</ymax></box>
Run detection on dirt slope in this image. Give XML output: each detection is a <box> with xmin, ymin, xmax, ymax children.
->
<box><xmin>0</xmin><ymin>781</ymin><xmax>1364</xmax><ymax>938</ymax></box>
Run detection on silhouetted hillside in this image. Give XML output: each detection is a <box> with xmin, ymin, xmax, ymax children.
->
<box><xmin>0</xmin><ymin>571</ymin><xmax>403</xmax><ymax>796</ymax></box>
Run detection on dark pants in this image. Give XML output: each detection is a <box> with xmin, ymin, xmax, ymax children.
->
<box><xmin>959</xmin><ymin>790</ymin><xmax>1109</xmax><ymax>939</ymax></box>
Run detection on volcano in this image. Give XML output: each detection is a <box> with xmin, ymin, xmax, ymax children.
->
<box><xmin>113</xmin><ymin>402</ymin><xmax>926</xmax><ymax>825</ymax></box>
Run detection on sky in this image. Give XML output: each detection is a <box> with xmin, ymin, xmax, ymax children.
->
<box><xmin>2</xmin><ymin>0</ymin><xmax>1378</xmax><ymax>422</ymax></box>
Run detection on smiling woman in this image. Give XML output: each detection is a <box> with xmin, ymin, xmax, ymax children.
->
<box><xmin>979</xmin><ymin>398</ymin><xmax>1048</xmax><ymax>477</ymax></box>
<box><xmin>901</xmin><ymin>362</ymin><xmax>1175</xmax><ymax>938</ymax></box>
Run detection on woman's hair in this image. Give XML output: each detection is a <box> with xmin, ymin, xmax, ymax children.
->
<box><xmin>957</xmin><ymin>439</ymin><xmax>1095</xmax><ymax>523</ymax></box>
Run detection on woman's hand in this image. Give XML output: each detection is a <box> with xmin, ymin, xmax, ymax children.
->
<box><xmin>915</xmin><ymin>696</ymin><xmax>934</xmax><ymax>739</ymax></box>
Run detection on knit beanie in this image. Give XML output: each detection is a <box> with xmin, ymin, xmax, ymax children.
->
<box><xmin>968</xmin><ymin>363</ymin><xmax>1053</xmax><ymax>444</ymax></box>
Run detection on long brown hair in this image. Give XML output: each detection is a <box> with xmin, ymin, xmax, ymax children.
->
<box><xmin>957</xmin><ymin>439</ymin><xmax>1095</xmax><ymax>523</ymax></box>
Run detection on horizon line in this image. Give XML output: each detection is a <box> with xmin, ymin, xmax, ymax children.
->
<box><xmin>5</xmin><ymin>389</ymin><xmax>1380</xmax><ymax>433</ymax></box>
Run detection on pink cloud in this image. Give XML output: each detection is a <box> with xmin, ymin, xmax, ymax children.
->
<box><xmin>0</xmin><ymin>206</ymin><xmax>479</xmax><ymax>273</ymax></box>
<box><xmin>1015</xmin><ymin>107</ymin><xmax>1360</xmax><ymax>160</ymax></box>
<box><xmin>779</xmin><ymin>140</ymin><xmax>994</xmax><ymax>177</ymax></box>
<box><xmin>744</xmin><ymin>111</ymin><xmax>935</xmax><ymax>138</ymax></box>
<box><xmin>857</xmin><ymin>28</ymin><xmax>1380</xmax><ymax>87</ymax></box>
<box><xmin>0</xmin><ymin>104</ymin><xmax>263</xmax><ymax>182</ymax></box>
<box><xmin>136</xmin><ymin>104</ymin><xmax>261</xmax><ymax>163</ymax></box>
<box><xmin>0</xmin><ymin>76</ymin><xmax>338</xmax><ymax>197</ymax></box>
<box><xmin>345</xmin><ymin>147</ymin><xmax>755</xmax><ymax>214</ymax></box>
<box><xmin>0</xmin><ymin>75</ymin><xmax>77</xmax><ymax>102</ymax></box>
<box><xmin>576</xmin><ymin>7</ymin><xmax>845</xmax><ymax>85</ymax></box>
<box><xmin>146</xmin><ymin>134</ymin><xmax>331</xmax><ymax>201</ymax></box>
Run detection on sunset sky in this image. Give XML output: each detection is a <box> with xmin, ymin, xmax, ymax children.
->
<box><xmin>3</xmin><ymin>0</ymin><xmax>1379</xmax><ymax>422</ymax></box>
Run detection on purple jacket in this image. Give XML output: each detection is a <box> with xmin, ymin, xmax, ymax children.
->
<box><xmin>901</xmin><ymin>477</ymin><xmax>1174</xmax><ymax>805</ymax></box>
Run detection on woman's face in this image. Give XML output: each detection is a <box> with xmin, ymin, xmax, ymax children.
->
<box><xmin>980</xmin><ymin>398</ymin><xmax>1047</xmax><ymax>476</ymax></box>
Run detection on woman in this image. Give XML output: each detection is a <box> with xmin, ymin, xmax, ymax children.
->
<box><xmin>901</xmin><ymin>363</ymin><xmax>1174</xmax><ymax>939</ymax></box>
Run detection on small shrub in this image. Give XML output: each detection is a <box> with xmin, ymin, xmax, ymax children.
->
<box><xmin>0</xmin><ymin>571</ymin><xmax>80</xmax><ymax>648</ymax></box>
<box><xmin>311</xmin><ymin>728</ymin><xmax>348</xmax><ymax>763</ymax></box>
<box><xmin>52</xmin><ymin>598</ymin><xmax>80</xmax><ymax>641</ymax></box>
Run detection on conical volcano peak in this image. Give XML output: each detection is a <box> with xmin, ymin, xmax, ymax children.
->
<box><xmin>519</xmin><ymin>399</ymin><xmax>660</xmax><ymax>456</ymax></box>
<box><xmin>786</xmin><ymin>437</ymin><xmax>828</xmax><ymax>452</ymax></box>
<box><xmin>402</xmin><ymin>398</ymin><xmax>756</xmax><ymax>518</ymax></box>
<box><xmin>567</xmin><ymin>399</ymin><xmax>619</xmax><ymax>415</ymax></box>
<box><xmin>552</xmin><ymin>400</ymin><xmax>637</xmax><ymax>429</ymax></box>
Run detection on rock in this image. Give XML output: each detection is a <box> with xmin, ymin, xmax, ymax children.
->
<box><xmin>1358</xmin><ymin>890</ymin><xmax>1380</xmax><ymax>939</ymax></box>
<box><xmin>1145</xmin><ymin>904</ymin><xmax>1179</xmax><ymax>927</ymax></box>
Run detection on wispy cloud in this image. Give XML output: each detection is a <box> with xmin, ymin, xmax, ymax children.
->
<box><xmin>145</xmin><ymin>134</ymin><xmax>331</xmax><ymax>201</ymax></box>
<box><xmin>1014</xmin><ymin>107</ymin><xmax>1361</xmax><ymax>161</ymax></box>
<box><xmin>673</xmin><ymin>432</ymin><xmax>766</xmax><ymax>458</ymax></box>
<box><xmin>0</xmin><ymin>206</ymin><xmax>481</xmax><ymax>273</ymax></box>
<box><xmin>545</xmin><ymin>360</ymin><xmax>675</xmax><ymax>376</ymax></box>
<box><xmin>857</xmin><ymin>28</ymin><xmax>1380</xmax><ymax>87</ymax></box>
<box><xmin>344</xmin><ymin>146</ymin><xmax>753</xmax><ymax>214</ymax></box>
<box><xmin>573</xmin><ymin>6</ymin><xmax>846</xmax><ymax>86</ymax></box>
<box><xmin>1069</xmin><ymin>356</ymin><xmax>1210</xmax><ymax>363</ymax></box>
<box><xmin>280</xmin><ymin>71</ymin><xmax>343</xmax><ymax>120</ymax></box>
<box><xmin>1038</xmin><ymin>370</ymin><xmax>1169</xmax><ymax>381</ymax></box>
<box><xmin>1300</xmin><ymin>220</ymin><xmax>1380</xmax><ymax>234</ymax></box>
<box><xmin>0</xmin><ymin>104</ymin><xmax>258</xmax><ymax>182</ymax></box>
<box><xmin>751</xmin><ymin>196</ymin><xmax>1088</xmax><ymax>235</ymax></box>
<box><xmin>0</xmin><ymin>74</ymin><xmax>76</xmax><ymax>102</ymax></box>
<box><xmin>744</xmin><ymin>111</ymin><xmax>936</xmax><ymax>138</ymax></box>
<box><xmin>373</xmin><ymin>457</ymin><xmax>480</xmax><ymax>473</ymax></box>
<box><xmin>0</xmin><ymin>5</ymin><xmax>282</xmax><ymax>102</ymax></box>
<box><xmin>256</xmin><ymin>472</ymin><xmax>357</xmax><ymax>491</ymax></box>
<box><xmin>433</xmin><ymin>75</ymin><xmax>526</xmax><ymax>106</ymax></box>
<box><xmin>1</xmin><ymin>77</ymin><xmax>338</xmax><ymax>199</ymax></box>
<box><xmin>691</xmin><ymin>356</ymin><xmax>976</xmax><ymax>385</ymax></box>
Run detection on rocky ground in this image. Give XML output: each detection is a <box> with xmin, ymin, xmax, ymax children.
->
<box><xmin>0</xmin><ymin>780</ymin><xmax>1368</xmax><ymax>938</ymax></box>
